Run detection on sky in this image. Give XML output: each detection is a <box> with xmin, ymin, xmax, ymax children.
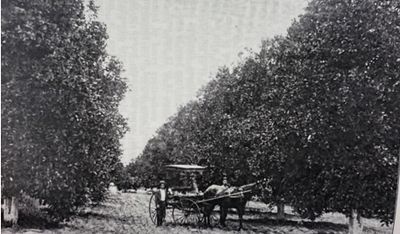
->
<box><xmin>95</xmin><ymin>0</ymin><xmax>308</xmax><ymax>165</ymax></box>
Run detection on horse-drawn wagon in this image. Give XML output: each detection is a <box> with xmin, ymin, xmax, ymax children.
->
<box><xmin>149</xmin><ymin>164</ymin><xmax>266</xmax><ymax>228</ymax></box>
<box><xmin>148</xmin><ymin>164</ymin><xmax>269</xmax><ymax>229</ymax></box>
<box><xmin>148</xmin><ymin>164</ymin><xmax>215</xmax><ymax>226</ymax></box>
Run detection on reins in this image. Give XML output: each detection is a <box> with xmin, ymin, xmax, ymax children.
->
<box><xmin>197</xmin><ymin>189</ymin><xmax>253</xmax><ymax>204</ymax></box>
<box><xmin>200</xmin><ymin>178</ymin><xmax>269</xmax><ymax>204</ymax></box>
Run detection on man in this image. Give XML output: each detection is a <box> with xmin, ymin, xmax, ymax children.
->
<box><xmin>222</xmin><ymin>175</ymin><xmax>230</xmax><ymax>187</ymax></box>
<box><xmin>155</xmin><ymin>180</ymin><xmax>167</xmax><ymax>226</ymax></box>
<box><xmin>216</xmin><ymin>175</ymin><xmax>232</xmax><ymax>196</ymax></box>
<box><xmin>190</xmin><ymin>173</ymin><xmax>199</xmax><ymax>194</ymax></box>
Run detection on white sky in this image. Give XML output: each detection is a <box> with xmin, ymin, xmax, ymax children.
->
<box><xmin>95</xmin><ymin>0</ymin><xmax>308</xmax><ymax>165</ymax></box>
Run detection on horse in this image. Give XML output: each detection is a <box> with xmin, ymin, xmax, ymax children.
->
<box><xmin>203</xmin><ymin>179</ymin><xmax>269</xmax><ymax>230</ymax></box>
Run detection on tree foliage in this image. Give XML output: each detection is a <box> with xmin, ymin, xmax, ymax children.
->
<box><xmin>111</xmin><ymin>162</ymin><xmax>136</xmax><ymax>191</ymax></box>
<box><xmin>130</xmin><ymin>0</ymin><xmax>399</xmax><ymax>224</ymax></box>
<box><xmin>1</xmin><ymin>0</ymin><xmax>128</xmax><ymax>219</ymax></box>
<box><xmin>273</xmin><ymin>0</ymin><xmax>400</xmax><ymax>222</ymax></box>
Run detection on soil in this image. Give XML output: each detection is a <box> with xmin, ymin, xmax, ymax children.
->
<box><xmin>1</xmin><ymin>192</ymin><xmax>393</xmax><ymax>234</ymax></box>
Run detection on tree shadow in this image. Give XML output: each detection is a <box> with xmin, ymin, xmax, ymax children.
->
<box><xmin>76</xmin><ymin>211</ymin><xmax>112</xmax><ymax>219</ymax></box>
<box><xmin>14</xmin><ymin>212</ymin><xmax>61</xmax><ymax>229</ymax></box>
<box><xmin>75</xmin><ymin>210</ymin><xmax>135</xmax><ymax>223</ymax></box>
<box><xmin>242</xmin><ymin>209</ymin><xmax>298</xmax><ymax>219</ymax></box>
<box><xmin>227</xmin><ymin>216</ymin><xmax>348</xmax><ymax>232</ymax></box>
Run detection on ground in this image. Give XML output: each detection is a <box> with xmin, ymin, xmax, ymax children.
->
<box><xmin>2</xmin><ymin>192</ymin><xmax>393</xmax><ymax>234</ymax></box>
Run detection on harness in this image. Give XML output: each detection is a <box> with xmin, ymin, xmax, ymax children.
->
<box><xmin>199</xmin><ymin>189</ymin><xmax>253</xmax><ymax>204</ymax></box>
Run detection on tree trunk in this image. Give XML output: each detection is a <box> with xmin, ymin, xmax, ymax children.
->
<box><xmin>277</xmin><ymin>202</ymin><xmax>285</xmax><ymax>220</ymax></box>
<box><xmin>3</xmin><ymin>197</ymin><xmax>19</xmax><ymax>226</ymax></box>
<box><xmin>348</xmin><ymin>209</ymin><xmax>363</xmax><ymax>234</ymax></box>
<box><xmin>394</xmin><ymin>162</ymin><xmax>400</xmax><ymax>233</ymax></box>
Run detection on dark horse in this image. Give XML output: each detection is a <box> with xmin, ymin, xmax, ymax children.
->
<box><xmin>203</xmin><ymin>179</ymin><xmax>269</xmax><ymax>230</ymax></box>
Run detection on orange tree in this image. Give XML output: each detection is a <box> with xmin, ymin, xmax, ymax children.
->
<box><xmin>1</xmin><ymin>0</ymin><xmax>128</xmax><ymax>219</ymax></box>
<box><xmin>131</xmin><ymin>0</ymin><xmax>399</xmax><ymax>224</ymax></box>
<box><xmin>270</xmin><ymin>0</ymin><xmax>400</xmax><ymax>223</ymax></box>
<box><xmin>130</xmin><ymin>101</ymin><xmax>205</xmax><ymax>187</ymax></box>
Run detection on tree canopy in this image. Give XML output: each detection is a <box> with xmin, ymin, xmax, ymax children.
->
<box><xmin>130</xmin><ymin>0</ymin><xmax>399</xmax><ymax>224</ymax></box>
<box><xmin>2</xmin><ymin>0</ymin><xmax>128</xmax><ymax>219</ymax></box>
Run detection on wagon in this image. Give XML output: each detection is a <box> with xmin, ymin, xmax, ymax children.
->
<box><xmin>148</xmin><ymin>164</ymin><xmax>220</xmax><ymax>226</ymax></box>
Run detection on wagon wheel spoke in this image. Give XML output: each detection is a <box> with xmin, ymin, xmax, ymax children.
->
<box><xmin>174</xmin><ymin>208</ymin><xmax>189</xmax><ymax>224</ymax></box>
<box><xmin>165</xmin><ymin>206</ymin><xmax>173</xmax><ymax>224</ymax></box>
<box><xmin>150</xmin><ymin>210</ymin><xmax>157</xmax><ymax>220</ymax></box>
<box><xmin>172</xmin><ymin>198</ymin><xmax>202</xmax><ymax>226</ymax></box>
<box><xmin>175</xmin><ymin>215</ymin><xmax>184</xmax><ymax>223</ymax></box>
<box><xmin>148</xmin><ymin>194</ymin><xmax>158</xmax><ymax>225</ymax></box>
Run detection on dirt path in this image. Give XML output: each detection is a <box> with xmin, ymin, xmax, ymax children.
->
<box><xmin>2</xmin><ymin>193</ymin><xmax>393</xmax><ymax>234</ymax></box>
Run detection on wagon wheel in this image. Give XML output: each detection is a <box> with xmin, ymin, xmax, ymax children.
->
<box><xmin>148</xmin><ymin>193</ymin><xmax>158</xmax><ymax>225</ymax></box>
<box><xmin>172</xmin><ymin>198</ymin><xmax>202</xmax><ymax>226</ymax></box>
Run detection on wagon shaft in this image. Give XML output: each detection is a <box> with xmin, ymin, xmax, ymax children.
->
<box><xmin>197</xmin><ymin>189</ymin><xmax>253</xmax><ymax>204</ymax></box>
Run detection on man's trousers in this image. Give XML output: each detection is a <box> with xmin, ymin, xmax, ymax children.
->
<box><xmin>156</xmin><ymin>201</ymin><xmax>166</xmax><ymax>226</ymax></box>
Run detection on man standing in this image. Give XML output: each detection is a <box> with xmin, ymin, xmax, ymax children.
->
<box><xmin>155</xmin><ymin>180</ymin><xmax>167</xmax><ymax>226</ymax></box>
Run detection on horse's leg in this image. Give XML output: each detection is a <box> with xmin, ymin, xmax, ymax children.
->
<box><xmin>205</xmin><ymin>208</ymin><xmax>209</xmax><ymax>227</ymax></box>
<box><xmin>237</xmin><ymin>202</ymin><xmax>245</xmax><ymax>231</ymax></box>
<box><xmin>220</xmin><ymin>206</ymin><xmax>228</xmax><ymax>227</ymax></box>
<box><xmin>203</xmin><ymin>207</ymin><xmax>208</xmax><ymax>227</ymax></box>
<box><xmin>211</xmin><ymin>204</ymin><xmax>217</xmax><ymax>227</ymax></box>
<box><xmin>238</xmin><ymin>207</ymin><xmax>243</xmax><ymax>231</ymax></box>
<box><xmin>219</xmin><ymin>206</ymin><xmax>223</xmax><ymax>226</ymax></box>
<box><xmin>203</xmin><ymin>205</ymin><xmax>209</xmax><ymax>227</ymax></box>
<box><xmin>219</xmin><ymin>205</ymin><xmax>224</xmax><ymax>226</ymax></box>
<box><xmin>206</xmin><ymin>204</ymin><xmax>212</xmax><ymax>227</ymax></box>
<box><xmin>205</xmin><ymin>203</ymin><xmax>216</xmax><ymax>227</ymax></box>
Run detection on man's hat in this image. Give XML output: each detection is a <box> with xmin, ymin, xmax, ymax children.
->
<box><xmin>160</xmin><ymin>180</ymin><xmax>165</xmax><ymax>184</ymax></box>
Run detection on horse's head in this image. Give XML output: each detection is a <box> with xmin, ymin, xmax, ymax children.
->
<box><xmin>233</xmin><ymin>179</ymin><xmax>269</xmax><ymax>200</ymax></box>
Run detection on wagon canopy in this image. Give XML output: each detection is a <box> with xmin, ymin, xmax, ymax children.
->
<box><xmin>165</xmin><ymin>164</ymin><xmax>207</xmax><ymax>173</ymax></box>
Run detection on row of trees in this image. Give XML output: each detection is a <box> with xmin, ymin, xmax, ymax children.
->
<box><xmin>111</xmin><ymin>162</ymin><xmax>139</xmax><ymax>192</ymax></box>
<box><xmin>2</xmin><ymin>0</ymin><xmax>128</xmax><ymax>220</ymax></box>
<box><xmin>129</xmin><ymin>0</ymin><xmax>399</xmax><ymax>227</ymax></box>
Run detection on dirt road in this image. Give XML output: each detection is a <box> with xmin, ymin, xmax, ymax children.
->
<box><xmin>2</xmin><ymin>192</ymin><xmax>393</xmax><ymax>234</ymax></box>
